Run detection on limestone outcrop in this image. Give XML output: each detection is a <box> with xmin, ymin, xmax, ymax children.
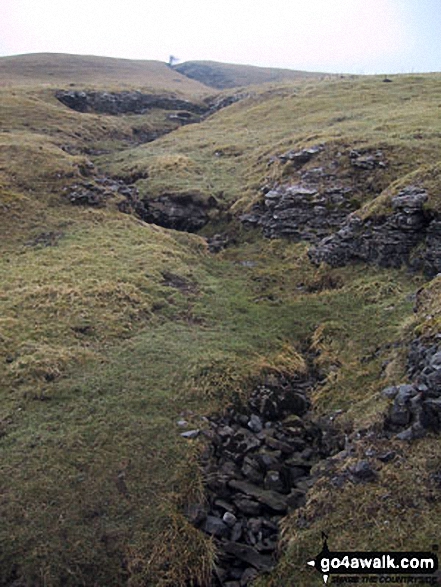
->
<box><xmin>56</xmin><ymin>90</ymin><xmax>208</xmax><ymax>115</ymax></box>
<box><xmin>309</xmin><ymin>187</ymin><xmax>441</xmax><ymax>277</ymax></box>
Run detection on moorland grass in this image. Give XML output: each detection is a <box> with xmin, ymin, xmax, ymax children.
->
<box><xmin>98</xmin><ymin>74</ymin><xmax>441</xmax><ymax>216</ymax></box>
<box><xmin>1</xmin><ymin>60</ymin><xmax>441</xmax><ymax>585</ymax></box>
<box><xmin>0</xmin><ymin>212</ymin><xmax>422</xmax><ymax>585</ymax></box>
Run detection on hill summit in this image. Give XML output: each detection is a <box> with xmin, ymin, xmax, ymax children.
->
<box><xmin>174</xmin><ymin>59</ymin><xmax>325</xmax><ymax>88</ymax></box>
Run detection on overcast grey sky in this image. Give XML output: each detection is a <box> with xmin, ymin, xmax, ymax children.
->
<box><xmin>1</xmin><ymin>0</ymin><xmax>440</xmax><ymax>74</ymax></box>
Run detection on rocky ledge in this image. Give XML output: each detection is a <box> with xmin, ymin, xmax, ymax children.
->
<box><xmin>183</xmin><ymin>373</ymin><xmax>342</xmax><ymax>586</ymax></box>
<box><xmin>240</xmin><ymin>182</ymin><xmax>357</xmax><ymax>242</ymax></box>
<box><xmin>56</xmin><ymin>89</ymin><xmax>248</xmax><ymax>119</ymax></box>
<box><xmin>64</xmin><ymin>176</ymin><xmax>218</xmax><ymax>233</ymax></box>
<box><xmin>56</xmin><ymin>90</ymin><xmax>208</xmax><ymax>116</ymax></box>
<box><xmin>239</xmin><ymin>145</ymin><xmax>387</xmax><ymax>244</ymax></box>
<box><xmin>140</xmin><ymin>193</ymin><xmax>217</xmax><ymax>232</ymax></box>
<box><xmin>308</xmin><ymin>187</ymin><xmax>441</xmax><ymax>277</ymax></box>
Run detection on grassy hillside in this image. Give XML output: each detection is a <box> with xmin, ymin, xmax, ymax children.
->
<box><xmin>99</xmin><ymin>73</ymin><xmax>441</xmax><ymax>214</ymax></box>
<box><xmin>174</xmin><ymin>60</ymin><xmax>326</xmax><ymax>89</ymax></box>
<box><xmin>0</xmin><ymin>53</ymin><xmax>211</xmax><ymax>94</ymax></box>
<box><xmin>1</xmin><ymin>53</ymin><xmax>441</xmax><ymax>586</ymax></box>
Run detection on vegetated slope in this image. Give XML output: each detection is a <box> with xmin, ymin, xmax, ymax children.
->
<box><xmin>1</xmin><ymin>59</ymin><xmax>441</xmax><ymax>587</ymax></box>
<box><xmin>0</xmin><ymin>52</ymin><xmax>211</xmax><ymax>94</ymax></box>
<box><xmin>174</xmin><ymin>59</ymin><xmax>326</xmax><ymax>89</ymax></box>
<box><xmin>100</xmin><ymin>73</ymin><xmax>441</xmax><ymax>219</ymax></box>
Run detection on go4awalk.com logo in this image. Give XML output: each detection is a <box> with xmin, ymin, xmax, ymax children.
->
<box><xmin>307</xmin><ymin>534</ymin><xmax>439</xmax><ymax>585</ymax></box>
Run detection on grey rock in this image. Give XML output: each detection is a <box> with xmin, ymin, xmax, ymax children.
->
<box><xmin>229</xmin><ymin>480</ymin><xmax>288</xmax><ymax>513</ymax></box>
<box><xmin>206</xmin><ymin>473</ymin><xmax>231</xmax><ymax>496</ymax></box>
<box><xmin>423</xmin><ymin>221</ymin><xmax>441</xmax><ymax>276</ymax></box>
<box><xmin>223</xmin><ymin>512</ymin><xmax>238</xmax><ymax>527</ymax></box>
<box><xmin>278</xmin><ymin>144</ymin><xmax>324</xmax><ymax>166</ymax></box>
<box><xmin>203</xmin><ymin>516</ymin><xmax>230</xmax><ymax>538</ymax></box>
<box><xmin>185</xmin><ymin>503</ymin><xmax>207</xmax><ymax>526</ymax></box>
<box><xmin>246</xmin><ymin>528</ymin><xmax>258</xmax><ymax>546</ymax></box>
<box><xmin>287</xmin><ymin>488</ymin><xmax>307</xmax><ymax>509</ymax></box>
<box><xmin>224</xmin><ymin>427</ymin><xmax>262</xmax><ymax>458</ymax></box>
<box><xmin>265</xmin><ymin>436</ymin><xmax>295</xmax><ymax>455</ymax></box>
<box><xmin>214</xmin><ymin>499</ymin><xmax>236</xmax><ymax>513</ymax></box>
<box><xmin>288</xmin><ymin>466</ymin><xmax>309</xmax><ymax>484</ymax></box>
<box><xmin>396</xmin><ymin>425</ymin><xmax>421</xmax><ymax>441</ymax></box>
<box><xmin>248</xmin><ymin>383</ymin><xmax>310</xmax><ymax>420</ymax></box>
<box><xmin>207</xmin><ymin>233</ymin><xmax>230</xmax><ymax>253</ymax></box>
<box><xmin>219</xmin><ymin>460</ymin><xmax>242</xmax><ymax>477</ymax></box>
<box><xmin>255</xmin><ymin>537</ymin><xmax>278</xmax><ymax>553</ymax></box>
<box><xmin>391</xmin><ymin>190</ymin><xmax>428</xmax><ymax>211</ymax></box>
<box><xmin>425</xmin><ymin>370</ymin><xmax>441</xmax><ymax>391</ymax></box>
<box><xmin>284</xmin><ymin>455</ymin><xmax>312</xmax><ymax>468</ymax></box>
<box><xmin>66</xmin><ymin>183</ymin><xmax>107</xmax><ymax>207</ymax></box>
<box><xmin>140</xmin><ymin>193</ymin><xmax>216</xmax><ymax>233</ymax></box>
<box><xmin>301</xmin><ymin>447</ymin><xmax>315</xmax><ymax>460</ymax></box>
<box><xmin>233</xmin><ymin>496</ymin><xmax>262</xmax><ymax>516</ymax></box>
<box><xmin>424</xmin><ymin>397</ymin><xmax>441</xmax><ymax>411</ymax></box>
<box><xmin>262</xmin><ymin>518</ymin><xmax>279</xmax><ymax>533</ymax></box>
<box><xmin>421</xmin><ymin>398</ymin><xmax>441</xmax><ymax>431</ymax></box>
<box><xmin>223</xmin><ymin>542</ymin><xmax>274</xmax><ymax>571</ymax></box>
<box><xmin>217</xmin><ymin>425</ymin><xmax>235</xmax><ymax>439</ymax></box>
<box><xmin>242</xmin><ymin>457</ymin><xmax>265</xmax><ymax>485</ymax></box>
<box><xmin>264</xmin><ymin>471</ymin><xmax>285</xmax><ymax>493</ymax></box>
<box><xmin>349</xmin><ymin>460</ymin><xmax>377</xmax><ymax>482</ymax></box>
<box><xmin>293</xmin><ymin>478</ymin><xmax>315</xmax><ymax>492</ymax></box>
<box><xmin>240</xmin><ymin>179</ymin><xmax>356</xmax><ymax>243</ymax></box>
<box><xmin>377</xmin><ymin>451</ymin><xmax>396</xmax><ymax>463</ymax></box>
<box><xmin>396</xmin><ymin>384</ymin><xmax>418</xmax><ymax>403</ymax></box>
<box><xmin>240</xmin><ymin>567</ymin><xmax>259</xmax><ymax>586</ymax></box>
<box><xmin>350</xmin><ymin>150</ymin><xmax>386</xmax><ymax>170</ymax></box>
<box><xmin>231</xmin><ymin>521</ymin><xmax>243</xmax><ymax>542</ymax></box>
<box><xmin>389</xmin><ymin>404</ymin><xmax>411</xmax><ymax>427</ymax></box>
<box><xmin>247</xmin><ymin>517</ymin><xmax>263</xmax><ymax>535</ymax></box>
<box><xmin>382</xmin><ymin>386</ymin><xmax>399</xmax><ymax>399</ymax></box>
<box><xmin>255</xmin><ymin>451</ymin><xmax>282</xmax><ymax>471</ymax></box>
<box><xmin>308</xmin><ymin>186</ymin><xmax>441</xmax><ymax>277</ymax></box>
<box><xmin>180</xmin><ymin>429</ymin><xmax>200</xmax><ymax>439</ymax></box>
<box><xmin>248</xmin><ymin>414</ymin><xmax>263</xmax><ymax>433</ymax></box>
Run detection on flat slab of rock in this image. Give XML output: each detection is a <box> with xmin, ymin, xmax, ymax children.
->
<box><xmin>180</xmin><ymin>429</ymin><xmax>200</xmax><ymax>439</ymax></box>
<box><xmin>223</xmin><ymin>542</ymin><xmax>274</xmax><ymax>571</ymax></box>
<box><xmin>228</xmin><ymin>480</ymin><xmax>288</xmax><ymax>512</ymax></box>
<box><xmin>203</xmin><ymin>515</ymin><xmax>230</xmax><ymax>538</ymax></box>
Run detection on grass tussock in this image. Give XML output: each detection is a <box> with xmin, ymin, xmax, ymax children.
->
<box><xmin>142</xmin><ymin>513</ymin><xmax>216</xmax><ymax>587</ymax></box>
<box><xmin>412</xmin><ymin>275</ymin><xmax>441</xmax><ymax>338</ymax></box>
<box><xmin>184</xmin><ymin>343</ymin><xmax>307</xmax><ymax>404</ymax></box>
